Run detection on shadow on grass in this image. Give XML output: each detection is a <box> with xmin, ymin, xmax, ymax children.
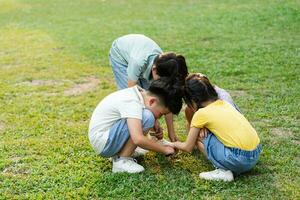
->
<box><xmin>93</xmin><ymin>154</ymin><xmax>197</xmax><ymax>199</ymax></box>
<box><xmin>94</xmin><ymin>147</ymin><xmax>284</xmax><ymax>199</ymax></box>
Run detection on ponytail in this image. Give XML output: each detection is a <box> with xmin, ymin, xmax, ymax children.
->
<box><xmin>154</xmin><ymin>52</ymin><xmax>188</xmax><ymax>83</ymax></box>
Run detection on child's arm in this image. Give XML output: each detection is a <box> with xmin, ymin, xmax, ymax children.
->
<box><xmin>173</xmin><ymin>127</ymin><xmax>201</xmax><ymax>153</ymax></box>
<box><xmin>127</xmin><ymin>118</ymin><xmax>175</xmax><ymax>155</ymax></box>
<box><xmin>165</xmin><ymin>113</ymin><xmax>178</xmax><ymax>142</ymax></box>
<box><xmin>127</xmin><ymin>80</ymin><xmax>137</xmax><ymax>88</ymax></box>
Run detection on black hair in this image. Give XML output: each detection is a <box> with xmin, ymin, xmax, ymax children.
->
<box><xmin>184</xmin><ymin>73</ymin><xmax>218</xmax><ymax>109</ymax></box>
<box><xmin>148</xmin><ymin>77</ymin><xmax>184</xmax><ymax>115</ymax></box>
<box><xmin>153</xmin><ymin>52</ymin><xmax>188</xmax><ymax>84</ymax></box>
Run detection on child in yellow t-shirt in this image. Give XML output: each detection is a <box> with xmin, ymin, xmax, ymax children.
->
<box><xmin>172</xmin><ymin>74</ymin><xmax>262</xmax><ymax>181</ymax></box>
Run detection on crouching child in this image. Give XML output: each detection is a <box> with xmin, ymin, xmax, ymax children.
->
<box><xmin>88</xmin><ymin>78</ymin><xmax>183</xmax><ymax>173</ymax></box>
<box><xmin>173</xmin><ymin>74</ymin><xmax>262</xmax><ymax>181</ymax></box>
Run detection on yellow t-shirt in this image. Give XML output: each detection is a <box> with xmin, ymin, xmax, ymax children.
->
<box><xmin>191</xmin><ymin>100</ymin><xmax>260</xmax><ymax>150</ymax></box>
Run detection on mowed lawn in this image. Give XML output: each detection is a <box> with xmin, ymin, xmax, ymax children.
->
<box><xmin>0</xmin><ymin>0</ymin><xmax>299</xmax><ymax>199</ymax></box>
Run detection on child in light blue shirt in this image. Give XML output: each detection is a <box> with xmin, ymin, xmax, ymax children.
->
<box><xmin>109</xmin><ymin>34</ymin><xmax>188</xmax><ymax>143</ymax></box>
<box><xmin>109</xmin><ymin>34</ymin><xmax>188</xmax><ymax>89</ymax></box>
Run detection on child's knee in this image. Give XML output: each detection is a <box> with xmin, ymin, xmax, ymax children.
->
<box><xmin>142</xmin><ymin>109</ymin><xmax>155</xmax><ymax>130</ymax></box>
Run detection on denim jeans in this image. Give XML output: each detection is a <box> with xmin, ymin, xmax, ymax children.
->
<box><xmin>100</xmin><ymin>109</ymin><xmax>155</xmax><ymax>157</ymax></box>
<box><xmin>204</xmin><ymin>133</ymin><xmax>262</xmax><ymax>175</ymax></box>
<box><xmin>109</xmin><ymin>54</ymin><xmax>150</xmax><ymax>90</ymax></box>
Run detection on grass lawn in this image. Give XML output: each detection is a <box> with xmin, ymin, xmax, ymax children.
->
<box><xmin>0</xmin><ymin>0</ymin><xmax>299</xmax><ymax>199</ymax></box>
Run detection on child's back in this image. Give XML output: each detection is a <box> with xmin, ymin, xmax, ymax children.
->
<box><xmin>192</xmin><ymin>99</ymin><xmax>260</xmax><ymax>151</ymax></box>
<box><xmin>89</xmin><ymin>87</ymin><xmax>144</xmax><ymax>133</ymax></box>
<box><xmin>89</xmin><ymin>86</ymin><xmax>145</xmax><ymax>155</ymax></box>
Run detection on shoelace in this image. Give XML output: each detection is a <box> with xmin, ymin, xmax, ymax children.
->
<box><xmin>215</xmin><ymin>169</ymin><xmax>224</xmax><ymax>174</ymax></box>
<box><xmin>121</xmin><ymin>157</ymin><xmax>138</xmax><ymax>165</ymax></box>
<box><xmin>128</xmin><ymin>158</ymin><xmax>138</xmax><ymax>164</ymax></box>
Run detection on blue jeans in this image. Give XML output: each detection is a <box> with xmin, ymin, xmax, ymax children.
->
<box><xmin>109</xmin><ymin>54</ymin><xmax>150</xmax><ymax>90</ymax></box>
<box><xmin>100</xmin><ymin>109</ymin><xmax>155</xmax><ymax>157</ymax></box>
<box><xmin>203</xmin><ymin>133</ymin><xmax>262</xmax><ymax>175</ymax></box>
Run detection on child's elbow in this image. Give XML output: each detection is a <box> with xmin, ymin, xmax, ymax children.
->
<box><xmin>131</xmin><ymin>135</ymin><xmax>143</xmax><ymax>146</ymax></box>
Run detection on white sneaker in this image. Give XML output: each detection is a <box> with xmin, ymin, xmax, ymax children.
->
<box><xmin>131</xmin><ymin>146</ymin><xmax>149</xmax><ymax>158</ymax></box>
<box><xmin>199</xmin><ymin>169</ymin><xmax>234</xmax><ymax>182</ymax></box>
<box><xmin>112</xmin><ymin>157</ymin><xmax>145</xmax><ymax>173</ymax></box>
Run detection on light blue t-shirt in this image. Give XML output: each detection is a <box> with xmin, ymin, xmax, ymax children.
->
<box><xmin>110</xmin><ymin>34</ymin><xmax>163</xmax><ymax>82</ymax></box>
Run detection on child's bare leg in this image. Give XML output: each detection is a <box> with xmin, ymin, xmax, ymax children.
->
<box><xmin>197</xmin><ymin>141</ymin><xmax>207</xmax><ymax>157</ymax></box>
<box><xmin>185</xmin><ymin>106</ymin><xmax>195</xmax><ymax>133</ymax></box>
<box><xmin>113</xmin><ymin>137</ymin><xmax>144</xmax><ymax>174</ymax></box>
<box><xmin>118</xmin><ymin>137</ymin><xmax>137</xmax><ymax>157</ymax></box>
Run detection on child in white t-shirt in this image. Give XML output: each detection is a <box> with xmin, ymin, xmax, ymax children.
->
<box><xmin>89</xmin><ymin>78</ymin><xmax>183</xmax><ymax>173</ymax></box>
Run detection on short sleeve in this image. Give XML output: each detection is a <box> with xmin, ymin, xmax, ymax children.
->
<box><xmin>119</xmin><ymin>100</ymin><xmax>143</xmax><ymax>120</ymax></box>
<box><xmin>127</xmin><ymin>57</ymin><xmax>147</xmax><ymax>81</ymax></box>
<box><xmin>191</xmin><ymin>110</ymin><xmax>207</xmax><ymax>128</ymax></box>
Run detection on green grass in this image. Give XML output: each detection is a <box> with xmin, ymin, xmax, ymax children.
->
<box><xmin>0</xmin><ymin>0</ymin><xmax>299</xmax><ymax>199</ymax></box>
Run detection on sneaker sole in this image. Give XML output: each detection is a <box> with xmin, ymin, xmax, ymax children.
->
<box><xmin>199</xmin><ymin>174</ymin><xmax>234</xmax><ymax>182</ymax></box>
<box><xmin>112</xmin><ymin>168</ymin><xmax>144</xmax><ymax>173</ymax></box>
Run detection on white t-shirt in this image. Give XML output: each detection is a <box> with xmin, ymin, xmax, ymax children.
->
<box><xmin>88</xmin><ymin>86</ymin><xmax>145</xmax><ymax>154</ymax></box>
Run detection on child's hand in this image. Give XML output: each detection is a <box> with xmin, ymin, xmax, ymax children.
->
<box><xmin>198</xmin><ymin>128</ymin><xmax>208</xmax><ymax>141</ymax></box>
<box><xmin>169</xmin><ymin>134</ymin><xmax>179</xmax><ymax>142</ymax></box>
<box><xmin>164</xmin><ymin>145</ymin><xmax>175</xmax><ymax>156</ymax></box>
<box><xmin>150</xmin><ymin>129</ymin><xmax>163</xmax><ymax>140</ymax></box>
<box><xmin>165</xmin><ymin>142</ymin><xmax>175</xmax><ymax>148</ymax></box>
<box><xmin>151</xmin><ymin>120</ymin><xmax>163</xmax><ymax>140</ymax></box>
<box><xmin>170</xmin><ymin>142</ymin><xmax>179</xmax><ymax>155</ymax></box>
